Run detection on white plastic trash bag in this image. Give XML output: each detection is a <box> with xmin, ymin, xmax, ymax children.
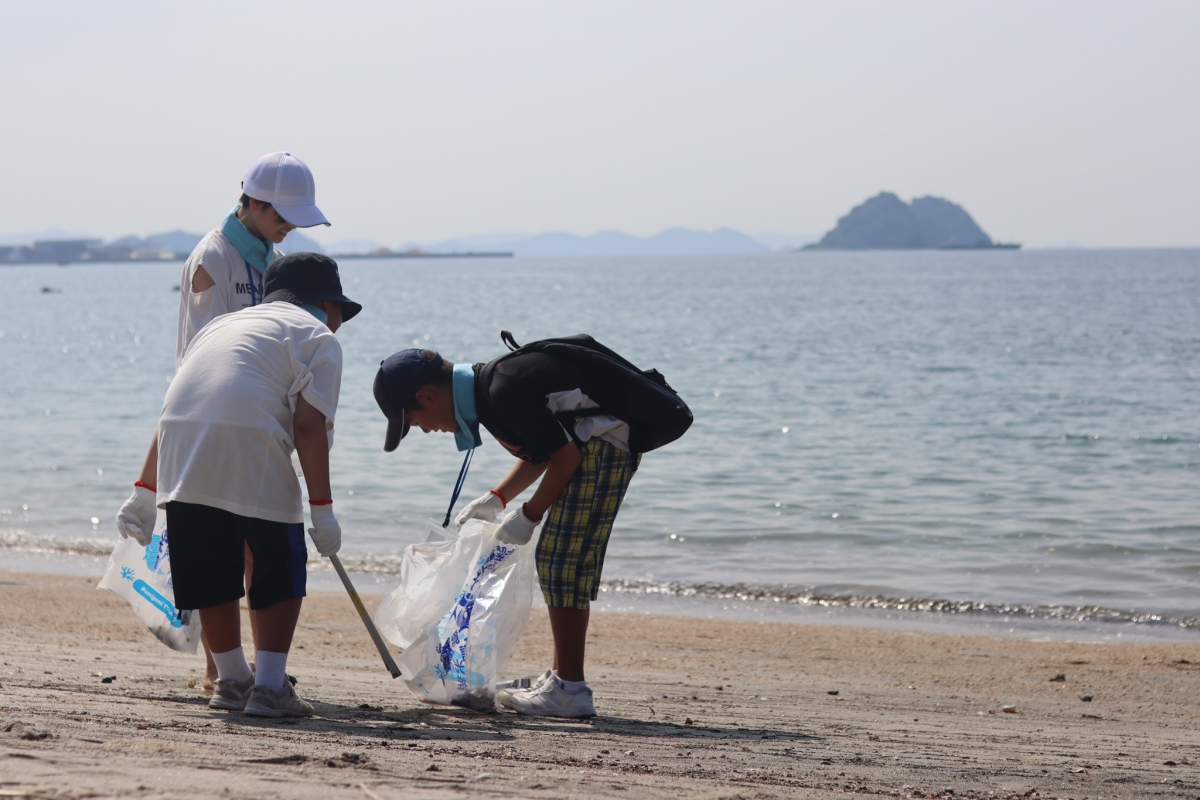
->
<box><xmin>98</xmin><ymin>521</ymin><xmax>201</xmax><ymax>653</ymax></box>
<box><xmin>375</xmin><ymin>518</ymin><xmax>535</xmax><ymax>711</ymax></box>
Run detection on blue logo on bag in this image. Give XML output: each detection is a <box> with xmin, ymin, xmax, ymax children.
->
<box><xmin>433</xmin><ymin>545</ymin><xmax>513</xmax><ymax>689</ymax></box>
<box><xmin>131</xmin><ymin>579</ymin><xmax>184</xmax><ymax>628</ymax></box>
<box><xmin>143</xmin><ymin>530</ymin><xmax>170</xmax><ymax>574</ymax></box>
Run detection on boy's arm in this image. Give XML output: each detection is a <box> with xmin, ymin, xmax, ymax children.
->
<box><xmin>115</xmin><ymin>431</ymin><xmax>161</xmax><ymax>545</ymax></box>
<box><xmin>493</xmin><ymin>459</ymin><xmax>550</xmax><ymax>505</ymax></box>
<box><xmin>456</xmin><ymin>451</ymin><xmax>555</xmax><ymax>528</ymax></box>
<box><xmin>294</xmin><ymin>394</ymin><xmax>341</xmax><ymax>556</ymax></box>
<box><xmin>293</xmin><ymin>394</ymin><xmax>331</xmax><ymax>501</ymax></box>
<box><xmin>138</xmin><ymin>431</ymin><xmax>159</xmax><ymax>488</ymax></box>
<box><xmin>493</xmin><ymin>441</ymin><xmax>581</xmax><ymax>545</ymax></box>
<box><xmin>523</xmin><ymin>441</ymin><xmax>582</xmax><ymax>522</ymax></box>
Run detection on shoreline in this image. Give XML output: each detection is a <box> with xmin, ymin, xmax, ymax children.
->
<box><xmin>2</xmin><ymin>573</ymin><xmax>1199</xmax><ymax>799</ymax></box>
<box><xmin>3</xmin><ymin>549</ymin><xmax>1198</xmax><ymax>646</ymax></box>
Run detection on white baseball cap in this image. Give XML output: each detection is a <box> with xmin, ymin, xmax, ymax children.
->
<box><xmin>241</xmin><ymin>152</ymin><xmax>330</xmax><ymax>228</ymax></box>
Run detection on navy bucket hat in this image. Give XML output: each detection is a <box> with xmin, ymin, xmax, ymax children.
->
<box><xmin>263</xmin><ymin>252</ymin><xmax>362</xmax><ymax>322</ymax></box>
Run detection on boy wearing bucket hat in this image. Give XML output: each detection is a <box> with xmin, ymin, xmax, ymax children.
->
<box><xmin>116</xmin><ymin>152</ymin><xmax>330</xmax><ymax>688</ymax></box>
<box><xmin>372</xmin><ymin>347</ymin><xmax>642</xmax><ymax>718</ymax></box>
<box><xmin>136</xmin><ymin>252</ymin><xmax>359</xmax><ymax>717</ymax></box>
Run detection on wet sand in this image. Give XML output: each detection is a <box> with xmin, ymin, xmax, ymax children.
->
<box><xmin>1</xmin><ymin>573</ymin><xmax>1198</xmax><ymax>799</ymax></box>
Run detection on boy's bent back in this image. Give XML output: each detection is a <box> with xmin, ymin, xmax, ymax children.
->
<box><xmin>158</xmin><ymin>302</ymin><xmax>342</xmax><ymax>524</ymax></box>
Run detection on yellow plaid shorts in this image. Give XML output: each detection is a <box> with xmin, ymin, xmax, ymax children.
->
<box><xmin>535</xmin><ymin>438</ymin><xmax>640</xmax><ymax>610</ymax></box>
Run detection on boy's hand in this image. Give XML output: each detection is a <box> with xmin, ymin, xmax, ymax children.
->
<box><xmin>307</xmin><ymin>503</ymin><xmax>342</xmax><ymax>556</ymax></box>
<box><xmin>495</xmin><ymin>504</ymin><xmax>539</xmax><ymax>545</ymax></box>
<box><xmin>116</xmin><ymin>484</ymin><xmax>157</xmax><ymax>546</ymax></box>
<box><xmin>455</xmin><ymin>491</ymin><xmax>505</xmax><ymax>529</ymax></box>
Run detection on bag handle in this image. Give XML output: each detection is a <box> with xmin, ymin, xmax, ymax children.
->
<box><xmin>500</xmin><ymin>330</ymin><xmax>521</xmax><ymax>351</ymax></box>
<box><xmin>442</xmin><ymin>448</ymin><xmax>474</xmax><ymax>528</ymax></box>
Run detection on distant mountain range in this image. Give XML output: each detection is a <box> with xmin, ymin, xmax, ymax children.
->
<box><xmin>1</xmin><ymin>227</ymin><xmax>816</xmax><ymax>263</ymax></box>
<box><xmin>805</xmin><ymin>192</ymin><xmax>1017</xmax><ymax>250</ymax></box>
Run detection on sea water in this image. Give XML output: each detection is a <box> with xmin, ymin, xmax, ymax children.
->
<box><xmin>1</xmin><ymin>250</ymin><xmax>1198</xmax><ymax>638</ymax></box>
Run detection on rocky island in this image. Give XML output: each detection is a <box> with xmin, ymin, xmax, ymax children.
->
<box><xmin>805</xmin><ymin>192</ymin><xmax>1019</xmax><ymax>250</ymax></box>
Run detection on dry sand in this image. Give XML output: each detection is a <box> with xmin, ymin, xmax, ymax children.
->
<box><xmin>1</xmin><ymin>573</ymin><xmax>1198</xmax><ymax>800</ymax></box>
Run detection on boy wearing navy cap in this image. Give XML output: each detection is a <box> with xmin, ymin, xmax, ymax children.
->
<box><xmin>373</xmin><ymin>346</ymin><xmax>642</xmax><ymax>718</ymax></box>
<box><xmin>142</xmin><ymin>253</ymin><xmax>359</xmax><ymax>717</ymax></box>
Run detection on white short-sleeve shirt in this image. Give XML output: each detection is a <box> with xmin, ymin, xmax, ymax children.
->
<box><xmin>156</xmin><ymin>302</ymin><xmax>341</xmax><ymax>523</ymax></box>
<box><xmin>175</xmin><ymin>230</ymin><xmax>283</xmax><ymax>369</ymax></box>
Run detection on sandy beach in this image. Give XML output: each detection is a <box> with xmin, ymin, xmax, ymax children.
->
<box><xmin>1</xmin><ymin>573</ymin><xmax>1198</xmax><ymax>800</ymax></box>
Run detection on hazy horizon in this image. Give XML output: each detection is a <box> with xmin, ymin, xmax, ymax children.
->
<box><xmin>2</xmin><ymin>1</ymin><xmax>1197</xmax><ymax>249</ymax></box>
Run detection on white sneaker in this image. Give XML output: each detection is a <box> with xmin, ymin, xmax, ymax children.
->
<box><xmin>497</xmin><ymin>669</ymin><xmax>553</xmax><ymax>709</ymax></box>
<box><xmin>243</xmin><ymin>682</ymin><xmax>314</xmax><ymax>718</ymax></box>
<box><xmin>510</xmin><ymin>676</ymin><xmax>595</xmax><ymax>718</ymax></box>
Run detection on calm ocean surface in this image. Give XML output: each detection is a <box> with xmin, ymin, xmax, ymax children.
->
<box><xmin>2</xmin><ymin>250</ymin><xmax>1198</xmax><ymax>636</ymax></box>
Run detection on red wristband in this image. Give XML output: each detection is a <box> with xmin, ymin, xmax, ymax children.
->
<box><xmin>488</xmin><ymin>489</ymin><xmax>507</xmax><ymax>508</ymax></box>
<box><xmin>134</xmin><ymin>480</ymin><xmax>156</xmax><ymax>493</ymax></box>
<box><xmin>309</xmin><ymin>499</ymin><xmax>333</xmax><ymax>506</ymax></box>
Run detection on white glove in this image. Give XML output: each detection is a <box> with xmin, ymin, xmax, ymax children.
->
<box><xmin>115</xmin><ymin>485</ymin><xmax>157</xmax><ymax>546</ymax></box>
<box><xmin>495</xmin><ymin>505</ymin><xmax>539</xmax><ymax>546</ymax></box>
<box><xmin>308</xmin><ymin>503</ymin><xmax>342</xmax><ymax>557</ymax></box>
<box><xmin>454</xmin><ymin>491</ymin><xmax>506</xmax><ymax>529</ymax></box>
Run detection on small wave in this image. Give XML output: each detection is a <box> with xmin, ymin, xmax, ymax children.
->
<box><xmin>311</xmin><ymin>553</ymin><xmax>406</xmax><ymax>575</ymax></box>
<box><xmin>4</xmin><ymin>531</ymin><xmax>1196</xmax><ymax>630</ymax></box>
<box><xmin>0</xmin><ymin>530</ymin><xmax>114</xmax><ymax>558</ymax></box>
<box><xmin>596</xmin><ymin>578</ymin><xmax>1200</xmax><ymax>630</ymax></box>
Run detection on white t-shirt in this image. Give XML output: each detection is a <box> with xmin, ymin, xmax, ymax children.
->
<box><xmin>544</xmin><ymin>389</ymin><xmax>631</xmax><ymax>451</ymax></box>
<box><xmin>156</xmin><ymin>302</ymin><xmax>341</xmax><ymax>523</ymax></box>
<box><xmin>175</xmin><ymin>230</ymin><xmax>283</xmax><ymax>368</ymax></box>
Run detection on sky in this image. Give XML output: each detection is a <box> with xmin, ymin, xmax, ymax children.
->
<box><xmin>1</xmin><ymin>1</ymin><xmax>1197</xmax><ymax>249</ymax></box>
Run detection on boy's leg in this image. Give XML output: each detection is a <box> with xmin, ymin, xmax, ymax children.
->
<box><xmin>246</xmin><ymin>543</ymin><xmax>259</xmax><ymax>645</ymax></box>
<box><xmin>201</xmin><ymin>544</ymin><xmax>254</xmax><ymax>691</ymax></box>
<box><xmin>241</xmin><ymin>519</ymin><xmax>313</xmax><ymax>717</ymax></box>
<box><xmin>515</xmin><ymin>441</ymin><xmax>638</xmax><ymax>717</ymax></box>
<box><xmin>201</xmin><ymin>631</ymin><xmax>218</xmax><ymax>692</ymax></box>
<box><xmin>253</xmin><ymin>598</ymin><xmax>303</xmax><ymax>653</ymax></box>
<box><xmin>198</xmin><ymin>600</ymin><xmax>242</xmax><ymax>651</ymax></box>
<box><xmin>165</xmin><ymin>502</ymin><xmax>255</xmax><ymax>707</ymax></box>
<box><xmin>547</xmin><ymin>607</ymin><xmax>589</xmax><ymax>681</ymax></box>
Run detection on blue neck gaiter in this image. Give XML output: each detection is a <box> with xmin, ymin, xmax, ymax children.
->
<box><xmin>220</xmin><ymin>204</ymin><xmax>274</xmax><ymax>277</ymax></box>
<box><xmin>451</xmin><ymin>363</ymin><xmax>483</xmax><ymax>452</ymax></box>
<box><xmin>299</xmin><ymin>304</ymin><xmax>328</xmax><ymax>324</ymax></box>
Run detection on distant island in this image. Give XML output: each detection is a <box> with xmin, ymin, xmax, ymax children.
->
<box><xmin>804</xmin><ymin>192</ymin><xmax>1020</xmax><ymax>250</ymax></box>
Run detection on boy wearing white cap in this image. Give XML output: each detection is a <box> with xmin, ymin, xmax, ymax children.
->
<box><xmin>176</xmin><ymin>151</ymin><xmax>331</xmax><ymax>365</ymax></box>
<box><xmin>115</xmin><ymin>152</ymin><xmax>330</xmax><ymax>689</ymax></box>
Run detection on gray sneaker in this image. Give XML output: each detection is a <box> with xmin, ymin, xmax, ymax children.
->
<box><xmin>243</xmin><ymin>682</ymin><xmax>314</xmax><ymax>718</ymax></box>
<box><xmin>497</xmin><ymin>669</ymin><xmax>553</xmax><ymax>709</ymax></box>
<box><xmin>208</xmin><ymin>676</ymin><xmax>255</xmax><ymax>711</ymax></box>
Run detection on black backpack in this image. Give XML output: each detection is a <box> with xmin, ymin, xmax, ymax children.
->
<box><xmin>496</xmin><ymin>330</ymin><xmax>693</xmax><ymax>454</ymax></box>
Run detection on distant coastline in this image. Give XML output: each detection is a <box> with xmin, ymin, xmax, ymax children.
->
<box><xmin>334</xmin><ymin>250</ymin><xmax>513</xmax><ymax>260</ymax></box>
<box><xmin>0</xmin><ymin>227</ymin><xmax>816</xmax><ymax>265</ymax></box>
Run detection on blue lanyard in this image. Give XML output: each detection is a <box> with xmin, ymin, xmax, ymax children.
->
<box><xmin>442</xmin><ymin>448</ymin><xmax>474</xmax><ymax>528</ymax></box>
<box><xmin>244</xmin><ymin>261</ymin><xmax>261</xmax><ymax>306</ymax></box>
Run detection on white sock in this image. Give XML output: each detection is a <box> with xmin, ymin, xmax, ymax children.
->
<box><xmin>559</xmin><ymin>677</ymin><xmax>588</xmax><ymax>694</ymax></box>
<box><xmin>255</xmin><ymin>650</ymin><xmax>289</xmax><ymax>691</ymax></box>
<box><xmin>211</xmin><ymin>647</ymin><xmax>252</xmax><ymax>684</ymax></box>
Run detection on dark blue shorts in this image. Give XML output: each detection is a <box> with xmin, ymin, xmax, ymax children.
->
<box><xmin>165</xmin><ymin>501</ymin><xmax>308</xmax><ymax>611</ymax></box>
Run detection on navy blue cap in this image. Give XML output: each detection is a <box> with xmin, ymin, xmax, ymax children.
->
<box><xmin>374</xmin><ymin>349</ymin><xmax>444</xmax><ymax>452</ymax></box>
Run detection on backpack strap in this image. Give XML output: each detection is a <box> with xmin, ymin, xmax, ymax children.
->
<box><xmin>500</xmin><ymin>330</ymin><xmax>521</xmax><ymax>352</ymax></box>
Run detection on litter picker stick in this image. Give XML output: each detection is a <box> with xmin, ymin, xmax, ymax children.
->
<box><xmin>329</xmin><ymin>554</ymin><xmax>401</xmax><ymax>679</ymax></box>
